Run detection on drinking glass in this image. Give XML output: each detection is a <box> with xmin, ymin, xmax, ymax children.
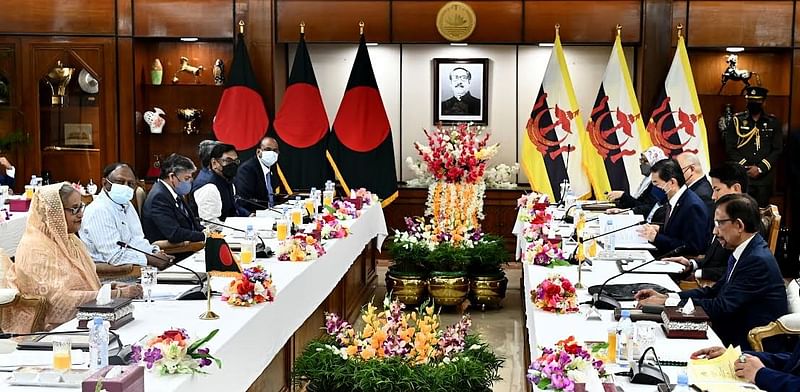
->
<box><xmin>24</xmin><ymin>185</ymin><xmax>34</xmax><ymax>199</ymax></box>
<box><xmin>304</xmin><ymin>198</ymin><xmax>315</xmax><ymax>216</ymax></box>
<box><xmin>52</xmin><ymin>336</ymin><xmax>71</xmax><ymax>371</ymax></box>
<box><xmin>140</xmin><ymin>266</ymin><xmax>158</xmax><ymax>303</ymax></box>
<box><xmin>634</xmin><ymin>321</ymin><xmax>658</xmax><ymax>357</ymax></box>
<box><xmin>290</xmin><ymin>208</ymin><xmax>302</xmax><ymax>227</ymax></box>
<box><xmin>323</xmin><ymin>190</ymin><xmax>334</xmax><ymax>208</ymax></box>
<box><xmin>276</xmin><ymin>219</ymin><xmax>288</xmax><ymax>241</ymax></box>
<box><xmin>240</xmin><ymin>241</ymin><xmax>255</xmax><ymax>264</ymax></box>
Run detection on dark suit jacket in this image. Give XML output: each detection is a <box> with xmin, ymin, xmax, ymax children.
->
<box><xmin>441</xmin><ymin>92</ymin><xmax>481</xmax><ymax>116</ymax></box>
<box><xmin>0</xmin><ymin>173</ymin><xmax>14</xmax><ymax>187</ymax></box>
<box><xmin>697</xmin><ymin>237</ymin><xmax>732</xmax><ymax>281</ymax></box>
<box><xmin>142</xmin><ymin>181</ymin><xmax>205</xmax><ymax>243</ymax></box>
<box><xmin>751</xmin><ymin>341</ymin><xmax>800</xmax><ymax>392</ymax></box>
<box><xmin>679</xmin><ymin>234</ymin><xmax>788</xmax><ymax>351</ymax></box>
<box><xmin>616</xmin><ymin>183</ymin><xmax>659</xmax><ymax>216</ymax></box>
<box><xmin>653</xmin><ymin>189</ymin><xmax>710</xmax><ymax>255</ymax></box>
<box><xmin>233</xmin><ymin>157</ymin><xmax>280</xmax><ymax>212</ymax></box>
<box><xmin>690</xmin><ymin>176</ymin><xmax>715</xmax><ymax>221</ymax></box>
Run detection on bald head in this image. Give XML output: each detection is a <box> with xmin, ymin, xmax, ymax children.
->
<box><xmin>676</xmin><ymin>152</ymin><xmax>703</xmax><ymax>184</ymax></box>
<box><xmin>259</xmin><ymin>137</ymin><xmax>279</xmax><ymax>152</ymax></box>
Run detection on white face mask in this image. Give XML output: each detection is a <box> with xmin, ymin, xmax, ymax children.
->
<box><xmin>106</xmin><ymin>181</ymin><xmax>134</xmax><ymax>205</ymax></box>
<box><xmin>259</xmin><ymin>150</ymin><xmax>278</xmax><ymax>167</ymax></box>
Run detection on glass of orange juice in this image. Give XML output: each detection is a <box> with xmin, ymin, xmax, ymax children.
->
<box><xmin>290</xmin><ymin>208</ymin><xmax>302</xmax><ymax>227</ymax></box>
<box><xmin>24</xmin><ymin>185</ymin><xmax>34</xmax><ymax>199</ymax></box>
<box><xmin>52</xmin><ymin>336</ymin><xmax>71</xmax><ymax>371</ymax></box>
<box><xmin>304</xmin><ymin>198</ymin><xmax>315</xmax><ymax>216</ymax></box>
<box><xmin>323</xmin><ymin>190</ymin><xmax>334</xmax><ymax>208</ymax></box>
<box><xmin>240</xmin><ymin>242</ymin><xmax>255</xmax><ymax>264</ymax></box>
<box><xmin>276</xmin><ymin>219</ymin><xmax>288</xmax><ymax>241</ymax></box>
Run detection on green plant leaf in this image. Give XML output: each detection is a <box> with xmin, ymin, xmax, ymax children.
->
<box><xmin>186</xmin><ymin>328</ymin><xmax>219</xmax><ymax>354</ymax></box>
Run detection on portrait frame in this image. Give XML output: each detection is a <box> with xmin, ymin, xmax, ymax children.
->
<box><xmin>433</xmin><ymin>58</ymin><xmax>489</xmax><ymax>125</ymax></box>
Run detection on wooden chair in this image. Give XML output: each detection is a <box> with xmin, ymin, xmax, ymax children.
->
<box><xmin>748</xmin><ymin>313</ymin><xmax>800</xmax><ymax>352</ymax></box>
<box><xmin>760</xmin><ymin>204</ymin><xmax>781</xmax><ymax>254</ymax></box>
<box><xmin>95</xmin><ymin>262</ymin><xmax>141</xmax><ymax>282</ymax></box>
<box><xmin>153</xmin><ymin>240</ymin><xmax>205</xmax><ymax>255</ymax></box>
<box><xmin>132</xmin><ymin>181</ymin><xmax>147</xmax><ymax>217</ymax></box>
<box><xmin>0</xmin><ymin>289</ymin><xmax>48</xmax><ymax>333</ymax></box>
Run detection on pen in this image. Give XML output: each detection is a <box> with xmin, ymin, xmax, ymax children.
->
<box><xmin>690</xmin><ymin>383</ymin><xmax>706</xmax><ymax>392</ymax></box>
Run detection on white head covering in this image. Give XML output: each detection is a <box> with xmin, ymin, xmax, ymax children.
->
<box><xmin>632</xmin><ymin>147</ymin><xmax>669</xmax><ymax>198</ymax></box>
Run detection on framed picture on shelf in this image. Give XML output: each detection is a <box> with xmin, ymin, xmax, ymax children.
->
<box><xmin>63</xmin><ymin>123</ymin><xmax>93</xmax><ymax>146</ymax></box>
<box><xmin>433</xmin><ymin>58</ymin><xmax>489</xmax><ymax>125</ymax></box>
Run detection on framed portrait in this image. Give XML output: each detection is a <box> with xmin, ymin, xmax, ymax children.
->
<box><xmin>433</xmin><ymin>58</ymin><xmax>489</xmax><ymax>125</ymax></box>
<box><xmin>63</xmin><ymin>123</ymin><xmax>93</xmax><ymax>146</ymax></box>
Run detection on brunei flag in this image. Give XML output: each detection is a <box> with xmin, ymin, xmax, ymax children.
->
<box><xmin>213</xmin><ymin>32</ymin><xmax>269</xmax><ymax>150</ymax></box>
<box><xmin>584</xmin><ymin>32</ymin><xmax>652</xmax><ymax>196</ymax></box>
<box><xmin>327</xmin><ymin>34</ymin><xmax>398</xmax><ymax>206</ymax></box>
<box><xmin>521</xmin><ymin>30</ymin><xmax>591</xmax><ymax>201</ymax></box>
<box><xmin>646</xmin><ymin>32</ymin><xmax>710</xmax><ymax>171</ymax></box>
<box><xmin>272</xmin><ymin>32</ymin><xmax>331</xmax><ymax>191</ymax></box>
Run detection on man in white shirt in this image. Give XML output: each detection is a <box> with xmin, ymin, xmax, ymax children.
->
<box><xmin>635</xmin><ymin>193</ymin><xmax>787</xmax><ymax>350</ymax></box>
<box><xmin>81</xmin><ymin>163</ymin><xmax>172</xmax><ymax>269</ymax></box>
<box><xmin>0</xmin><ymin>157</ymin><xmax>15</xmax><ymax>187</ymax></box>
<box><xmin>190</xmin><ymin>143</ymin><xmax>249</xmax><ymax>227</ymax></box>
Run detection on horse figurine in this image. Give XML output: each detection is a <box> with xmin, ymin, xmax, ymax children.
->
<box><xmin>719</xmin><ymin>54</ymin><xmax>761</xmax><ymax>94</ymax></box>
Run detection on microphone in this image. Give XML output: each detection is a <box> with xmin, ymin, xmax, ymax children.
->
<box><xmin>560</xmin><ymin>203</ymin><xmax>630</xmax><ymax>224</ymax></box>
<box><xmin>116</xmin><ymin>241</ymin><xmax>207</xmax><ymax>301</ymax></box>
<box><xmin>584</xmin><ymin>207</ymin><xmax>634</xmax><ymax>223</ymax></box>
<box><xmin>195</xmin><ymin>217</ymin><xmax>272</xmax><ymax>258</ymax></box>
<box><xmin>589</xmin><ymin>245</ymin><xmax>686</xmax><ymax>310</ymax></box>
<box><xmin>234</xmin><ymin>195</ymin><xmax>283</xmax><ymax>214</ymax></box>
<box><xmin>630</xmin><ymin>346</ymin><xmax>670</xmax><ymax>385</ymax></box>
<box><xmin>568</xmin><ymin>220</ymin><xmax>647</xmax><ymax>264</ymax></box>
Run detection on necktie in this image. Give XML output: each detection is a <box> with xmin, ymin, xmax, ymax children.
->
<box><xmin>265</xmin><ymin>172</ymin><xmax>274</xmax><ymax>207</ymax></box>
<box><xmin>725</xmin><ymin>254</ymin><xmax>737</xmax><ymax>282</ymax></box>
<box><xmin>176</xmin><ymin>196</ymin><xmax>188</xmax><ymax>216</ymax></box>
<box><xmin>663</xmin><ymin>203</ymin><xmax>673</xmax><ymax>227</ymax></box>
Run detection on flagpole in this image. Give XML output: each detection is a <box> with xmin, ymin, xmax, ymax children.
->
<box><xmin>676</xmin><ymin>23</ymin><xmax>683</xmax><ymax>39</ymax></box>
<box><xmin>239</xmin><ymin>20</ymin><xmax>245</xmax><ymax>35</ymax></box>
<box><xmin>300</xmin><ymin>21</ymin><xmax>305</xmax><ymax>35</ymax></box>
<box><xmin>554</xmin><ymin>23</ymin><xmax>560</xmax><ymax>38</ymax></box>
<box><xmin>616</xmin><ymin>24</ymin><xmax>622</xmax><ymax>37</ymax></box>
<box><xmin>359</xmin><ymin>20</ymin><xmax>365</xmax><ymax>36</ymax></box>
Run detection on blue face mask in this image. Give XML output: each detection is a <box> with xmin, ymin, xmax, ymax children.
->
<box><xmin>106</xmin><ymin>180</ymin><xmax>134</xmax><ymax>205</ymax></box>
<box><xmin>651</xmin><ymin>185</ymin><xmax>668</xmax><ymax>204</ymax></box>
<box><xmin>175</xmin><ymin>179</ymin><xmax>192</xmax><ymax>196</ymax></box>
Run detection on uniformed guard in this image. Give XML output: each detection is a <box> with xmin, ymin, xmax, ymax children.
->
<box><xmin>725</xmin><ymin>86</ymin><xmax>783</xmax><ymax>206</ymax></box>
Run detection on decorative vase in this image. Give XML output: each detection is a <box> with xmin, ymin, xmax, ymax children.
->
<box><xmin>143</xmin><ymin>107</ymin><xmax>166</xmax><ymax>134</ymax></box>
<box><xmin>151</xmin><ymin>58</ymin><xmax>163</xmax><ymax>85</ymax></box>
<box><xmin>213</xmin><ymin>59</ymin><xmax>225</xmax><ymax>86</ymax></box>
<box><xmin>385</xmin><ymin>270</ymin><xmax>427</xmax><ymax>306</ymax></box>
<box><xmin>428</xmin><ymin>272</ymin><xmax>469</xmax><ymax>306</ymax></box>
<box><xmin>469</xmin><ymin>273</ymin><xmax>508</xmax><ymax>310</ymax></box>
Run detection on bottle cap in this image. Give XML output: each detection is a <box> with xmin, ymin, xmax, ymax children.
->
<box><xmin>677</xmin><ymin>371</ymin><xmax>689</xmax><ymax>385</ymax></box>
<box><xmin>620</xmin><ymin>309</ymin><xmax>631</xmax><ymax>318</ymax></box>
<box><xmin>93</xmin><ymin>317</ymin><xmax>103</xmax><ymax>326</ymax></box>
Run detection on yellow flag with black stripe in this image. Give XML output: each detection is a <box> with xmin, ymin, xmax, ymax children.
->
<box><xmin>584</xmin><ymin>31</ymin><xmax>652</xmax><ymax>197</ymax></box>
<box><xmin>521</xmin><ymin>28</ymin><xmax>592</xmax><ymax>201</ymax></box>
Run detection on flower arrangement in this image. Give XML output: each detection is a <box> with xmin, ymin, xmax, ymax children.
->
<box><xmin>414</xmin><ymin>123</ymin><xmax>498</xmax><ymax>184</ymax></box>
<box><xmin>484</xmin><ymin>163</ymin><xmax>520</xmax><ymax>189</ymax></box>
<box><xmin>524</xmin><ymin>239</ymin><xmax>569</xmax><ymax>267</ymax></box>
<box><xmin>318</xmin><ymin>213</ymin><xmax>350</xmax><ymax>239</ymax></box>
<box><xmin>292</xmin><ymin>298</ymin><xmax>503</xmax><ymax>391</ymax></box>
<box><xmin>221</xmin><ymin>266</ymin><xmax>276</xmax><ymax>306</ymax></box>
<box><xmin>326</xmin><ymin>199</ymin><xmax>360</xmax><ymax>220</ymax></box>
<box><xmin>527</xmin><ymin>336</ymin><xmax>606</xmax><ymax>391</ymax></box>
<box><xmin>405</xmin><ymin>157</ymin><xmax>435</xmax><ymax>187</ymax></box>
<box><xmin>277</xmin><ymin>234</ymin><xmax>325</xmax><ymax>261</ymax></box>
<box><xmin>352</xmin><ymin>188</ymin><xmax>378</xmax><ymax>206</ymax></box>
<box><xmin>131</xmin><ymin>329</ymin><xmax>221</xmax><ymax>375</ymax></box>
<box><xmin>532</xmin><ymin>274</ymin><xmax>578</xmax><ymax>313</ymax></box>
<box><xmin>425</xmin><ymin>180</ymin><xmax>486</xmax><ymax>238</ymax></box>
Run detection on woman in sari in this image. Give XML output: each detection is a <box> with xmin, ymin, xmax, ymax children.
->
<box><xmin>1</xmin><ymin>183</ymin><xmax>141</xmax><ymax>333</ymax></box>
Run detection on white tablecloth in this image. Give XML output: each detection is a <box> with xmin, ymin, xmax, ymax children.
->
<box><xmin>0</xmin><ymin>211</ymin><xmax>28</xmax><ymax>258</ymax></box>
<box><xmin>0</xmin><ymin>204</ymin><xmax>388</xmax><ymax>391</ymax></box>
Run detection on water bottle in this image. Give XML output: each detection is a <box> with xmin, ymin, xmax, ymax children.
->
<box><xmin>245</xmin><ymin>224</ymin><xmax>255</xmax><ymax>242</ymax></box>
<box><xmin>242</xmin><ymin>224</ymin><xmax>256</xmax><ymax>263</ymax></box>
<box><xmin>29</xmin><ymin>175</ymin><xmax>37</xmax><ymax>186</ymax></box>
<box><xmin>616</xmin><ymin>310</ymin><xmax>634</xmax><ymax>368</ymax></box>
<box><xmin>564</xmin><ymin>184</ymin><xmax>576</xmax><ymax>210</ymax></box>
<box><xmin>674</xmin><ymin>371</ymin><xmax>691</xmax><ymax>391</ymax></box>
<box><xmin>605</xmin><ymin>219</ymin><xmax>616</xmax><ymax>257</ymax></box>
<box><xmin>89</xmin><ymin>317</ymin><xmax>109</xmax><ymax>370</ymax></box>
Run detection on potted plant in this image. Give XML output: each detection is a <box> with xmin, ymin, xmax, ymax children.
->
<box><xmin>427</xmin><ymin>242</ymin><xmax>470</xmax><ymax>307</ymax></box>
<box><xmin>386</xmin><ymin>238</ymin><xmax>430</xmax><ymax>306</ymax></box>
<box><xmin>468</xmin><ymin>234</ymin><xmax>511</xmax><ymax>309</ymax></box>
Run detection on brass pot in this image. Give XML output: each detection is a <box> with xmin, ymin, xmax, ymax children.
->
<box><xmin>428</xmin><ymin>272</ymin><xmax>469</xmax><ymax>306</ymax></box>
<box><xmin>469</xmin><ymin>274</ymin><xmax>508</xmax><ymax>310</ymax></box>
<box><xmin>385</xmin><ymin>271</ymin><xmax>427</xmax><ymax>306</ymax></box>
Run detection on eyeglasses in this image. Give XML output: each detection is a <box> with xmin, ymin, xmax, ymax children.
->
<box><xmin>680</xmin><ymin>165</ymin><xmax>692</xmax><ymax>173</ymax></box>
<box><xmin>63</xmin><ymin>202</ymin><xmax>86</xmax><ymax>215</ymax></box>
<box><xmin>451</xmin><ymin>74</ymin><xmax>470</xmax><ymax>81</ymax></box>
<box><xmin>713</xmin><ymin>218</ymin><xmax>735</xmax><ymax>227</ymax></box>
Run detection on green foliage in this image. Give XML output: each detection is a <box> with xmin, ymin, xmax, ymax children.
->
<box><xmin>427</xmin><ymin>242</ymin><xmax>469</xmax><ymax>273</ymax></box>
<box><xmin>0</xmin><ymin>131</ymin><xmax>27</xmax><ymax>152</ymax></box>
<box><xmin>467</xmin><ymin>235</ymin><xmax>510</xmax><ymax>276</ymax></box>
<box><xmin>292</xmin><ymin>335</ymin><xmax>503</xmax><ymax>392</ymax></box>
<box><xmin>387</xmin><ymin>238</ymin><xmax>430</xmax><ymax>275</ymax></box>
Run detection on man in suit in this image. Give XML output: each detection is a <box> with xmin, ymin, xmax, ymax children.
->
<box><xmin>0</xmin><ymin>157</ymin><xmax>15</xmax><ymax>187</ymax></box>
<box><xmin>441</xmin><ymin>67</ymin><xmax>481</xmax><ymax>116</ymax></box>
<box><xmin>637</xmin><ymin>159</ymin><xmax>710</xmax><ymax>256</ymax></box>
<box><xmin>190</xmin><ymin>143</ymin><xmax>249</xmax><ymax>226</ymax></box>
<box><xmin>233</xmin><ymin>136</ymin><xmax>283</xmax><ymax>212</ymax></box>
<box><xmin>676</xmin><ymin>151</ymin><xmax>713</xmax><ymax>206</ymax></box>
<box><xmin>665</xmin><ymin>163</ymin><xmax>749</xmax><ymax>281</ymax></box>
<box><xmin>142</xmin><ymin>154</ymin><xmax>205</xmax><ymax>248</ymax></box>
<box><xmin>636</xmin><ymin>193</ymin><xmax>788</xmax><ymax>351</ymax></box>
<box><xmin>692</xmin><ymin>342</ymin><xmax>800</xmax><ymax>392</ymax></box>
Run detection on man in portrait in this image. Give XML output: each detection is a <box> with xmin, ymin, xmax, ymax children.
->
<box><xmin>441</xmin><ymin>67</ymin><xmax>481</xmax><ymax>116</ymax></box>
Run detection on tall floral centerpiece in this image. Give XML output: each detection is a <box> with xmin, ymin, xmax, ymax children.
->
<box><xmin>388</xmin><ymin>123</ymin><xmax>509</xmax><ymax>308</ymax></box>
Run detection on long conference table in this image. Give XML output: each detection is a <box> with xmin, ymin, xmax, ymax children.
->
<box><xmin>517</xmin><ymin>207</ymin><xmax>749</xmax><ymax>391</ymax></box>
<box><xmin>1</xmin><ymin>202</ymin><xmax>388</xmax><ymax>391</ymax></box>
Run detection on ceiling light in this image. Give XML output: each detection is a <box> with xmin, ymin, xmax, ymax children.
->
<box><xmin>450</xmin><ymin>43</ymin><xmax>468</xmax><ymax>47</ymax></box>
<box><xmin>180</xmin><ymin>37</ymin><xmax>199</xmax><ymax>42</ymax></box>
<box><xmin>726</xmin><ymin>47</ymin><xmax>745</xmax><ymax>53</ymax></box>
<box><xmin>538</xmin><ymin>43</ymin><xmax>555</xmax><ymax>47</ymax></box>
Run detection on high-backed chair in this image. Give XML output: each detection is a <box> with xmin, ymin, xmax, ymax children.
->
<box><xmin>153</xmin><ymin>240</ymin><xmax>205</xmax><ymax>255</ymax></box>
<box><xmin>760</xmin><ymin>204</ymin><xmax>781</xmax><ymax>254</ymax></box>
<box><xmin>747</xmin><ymin>279</ymin><xmax>800</xmax><ymax>351</ymax></box>
<box><xmin>132</xmin><ymin>181</ymin><xmax>147</xmax><ymax>217</ymax></box>
<box><xmin>95</xmin><ymin>263</ymin><xmax>141</xmax><ymax>283</ymax></box>
<box><xmin>0</xmin><ymin>289</ymin><xmax>48</xmax><ymax>333</ymax></box>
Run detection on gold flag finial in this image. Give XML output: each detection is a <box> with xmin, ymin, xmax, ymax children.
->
<box><xmin>300</xmin><ymin>21</ymin><xmax>305</xmax><ymax>35</ymax></box>
<box><xmin>616</xmin><ymin>24</ymin><xmax>622</xmax><ymax>37</ymax></box>
<box><xmin>238</xmin><ymin>20</ymin><xmax>245</xmax><ymax>35</ymax></box>
<box><xmin>555</xmin><ymin>23</ymin><xmax>560</xmax><ymax>36</ymax></box>
<box><xmin>359</xmin><ymin>20</ymin><xmax>365</xmax><ymax>35</ymax></box>
<box><xmin>677</xmin><ymin>23</ymin><xmax>684</xmax><ymax>39</ymax></box>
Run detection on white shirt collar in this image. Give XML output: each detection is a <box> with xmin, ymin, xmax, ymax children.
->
<box><xmin>732</xmin><ymin>233</ymin><xmax>756</xmax><ymax>262</ymax></box>
<box><xmin>668</xmin><ymin>185</ymin><xmax>688</xmax><ymax>209</ymax></box>
<box><xmin>159</xmin><ymin>179</ymin><xmax>179</xmax><ymax>201</ymax></box>
<box><xmin>258</xmin><ymin>157</ymin><xmax>271</xmax><ymax>175</ymax></box>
